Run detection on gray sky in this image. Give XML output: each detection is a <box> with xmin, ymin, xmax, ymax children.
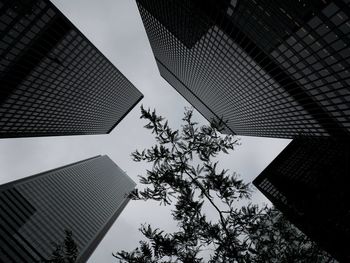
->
<box><xmin>0</xmin><ymin>0</ymin><xmax>291</xmax><ymax>262</ymax></box>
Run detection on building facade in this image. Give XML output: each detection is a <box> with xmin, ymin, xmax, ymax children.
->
<box><xmin>137</xmin><ymin>0</ymin><xmax>350</xmax><ymax>259</ymax></box>
<box><xmin>253</xmin><ymin>137</ymin><xmax>350</xmax><ymax>262</ymax></box>
<box><xmin>136</xmin><ymin>0</ymin><xmax>350</xmax><ymax>138</ymax></box>
<box><xmin>0</xmin><ymin>0</ymin><xmax>143</xmax><ymax>138</ymax></box>
<box><xmin>0</xmin><ymin>155</ymin><xmax>136</xmax><ymax>262</ymax></box>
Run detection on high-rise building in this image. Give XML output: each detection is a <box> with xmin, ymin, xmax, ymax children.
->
<box><xmin>0</xmin><ymin>0</ymin><xmax>143</xmax><ymax>138</ymax></box>
<box><xmin>136</xmin><ymin>0</ymin><xmax>350</xmax><ymax>138</ymax></box>
<box><xmin>0</xmin><ymin>155</ymin><xmax>136</xmax><ymax>262</ymax></box>
<box><xmin>136</xmin><ymin>1</ymin><xmax>350</xmax><ymax>260</ymax></box>
<box><xmin>253</xmin><ymin>137</ymin><xmax>350</xmax><ymax>262</ymax></box>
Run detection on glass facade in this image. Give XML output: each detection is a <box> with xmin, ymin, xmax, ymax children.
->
<box><xmin>253</xmin><ymin>137</ymin><xmax>350</xmax><ymax>262</ymax></box>
<box><xmin>0</xmin><ymin>155</ymin><xmax>136</xmax><ymax>262</ymax></box>
<box><xmin>0</xmin><ymin>0</ymin><xmax>143</xmax><ymax>138</ymax></box>
<box><xmin>137</xmin><ymin>0</ymin><xmax>350</xmax><ymax>138</ymax></box>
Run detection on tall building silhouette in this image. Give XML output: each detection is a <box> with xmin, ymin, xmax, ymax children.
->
<box><xmin>136</xmin><ymin>0</ymin><xmax>350</xmax><ymax>259</ymax></box>
<box><xmin>136</xmin><ymin>0</ymin><xmax>350</xmax><ymax>138</ymax></box>
<box><xmin>253</xmin><ymin>137</ymin><xmax>350</xmax><ymax>262</ymax></box>
<box><xmin>0</xmin><ymin>0</ymin><xmax>143</xmax><ymax>138</ymax></box>
<box><xmin>0</xmin><ymin>155</ymin><xmax>135</xmax><ymax>262</ymax></box>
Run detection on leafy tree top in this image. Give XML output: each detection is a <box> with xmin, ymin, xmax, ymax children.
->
<box><xmin>114</xmin><ymin>106</ymin><xmax>336</xmax><ymax>263</ymax></box>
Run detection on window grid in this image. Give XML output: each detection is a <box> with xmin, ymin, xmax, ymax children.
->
<box><xmin>0</xmin><ymin>0</ymin><xmax>143</xmax><ymax>138</ymax></box>
<box><xmin>137</xmin><ymin>0</ymin><xmax>350</xmax><ymax>138</ymax></box>
<box><xmin>0</xmin><ymin>156</ymin><xmax>136</xmax><ymax>262</ymax></box>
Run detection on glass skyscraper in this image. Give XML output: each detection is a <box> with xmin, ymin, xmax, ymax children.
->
<box><xmin>136</xmin><ymin>0</ymin><xmax>350</xmax><ymax>138</ymax></box>
<box><xmin>253</xmin><ymin>137</ymin><xmax>350</xmax><ymax>262</ymax></box>
<box><xmin>136</xmin><ymin>1</ymin><xmax>350</xmax><ymax>260</ymax></box>
<box><xmin>0</xmin><ymin>0</ymin><xmax>143</xmax><ymax>138</ymax></box>
<box><xmin>0</xmin><ymin>155</ymin><xmax>135</xmax><ymax>262</ymax></box>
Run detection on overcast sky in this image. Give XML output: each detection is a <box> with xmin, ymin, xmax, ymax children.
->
<box><xmin>0</xmin><ymin>0</ymin><xmax>291</xmax><ymax>262</ymax></box>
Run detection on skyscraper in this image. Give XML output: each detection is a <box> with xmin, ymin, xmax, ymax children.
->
<box><xmin>253</xmin><ymin>137</ymin><xmax>350</xmax><ymax>262</ymax></box>
<box><xmin>136</xmin><ymin>1</ymin><xmax>350</xmax><ymax>259</ymax></box>
<box><xmin>136</xmin><ymin>0</ymin><xmax>350</xmax><ymax>138</ymax></box>
<box><xmin>0</xmin><ymin>0</ymin><xmax>143</xmax><ymax>138</ymax></box>
<box><xmin>0</xmin><ymin>155</ymin><xmax>136</xmax><ymax>262</ymax></box>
